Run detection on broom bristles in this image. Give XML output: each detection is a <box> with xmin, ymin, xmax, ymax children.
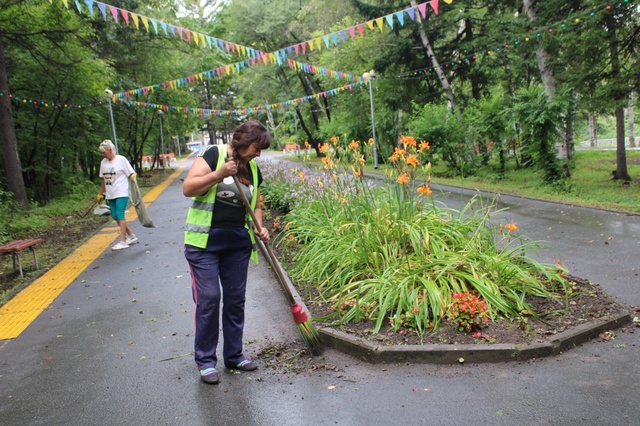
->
<box><xmin>297</xmin><ymin>320</ymin><xmax>324</xmax><ymax>355</ymax></box>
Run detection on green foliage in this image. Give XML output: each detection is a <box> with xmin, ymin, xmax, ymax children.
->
<box><xmin>508</xmin><ymin>86</ymin><xmax>564</xmax><ymax>184</ymax></box>
<box><xmin>259</xmin><ymin>136</ymin><xmax>569</xmax><ymax>336</ymax></box>
<box><xmin>407</xmin><ymin>103</ymin><xmax>472</xmax><ymax>176</ymax></box>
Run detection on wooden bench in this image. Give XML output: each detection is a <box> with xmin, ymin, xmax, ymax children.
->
<box><xmin>0</xmin><ymin>238</ymin><xmax>43</xmax><ymax>277</ymax></box>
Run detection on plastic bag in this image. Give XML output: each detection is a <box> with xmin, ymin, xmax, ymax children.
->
<box><xmin>93</xmin><ymin>202</ymin><xmax>111</xmax><ymax>216</ymax></box>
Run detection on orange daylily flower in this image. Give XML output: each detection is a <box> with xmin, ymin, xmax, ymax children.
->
<box><xmin>419</xmin><ymin>140</ymin><xmax>431</xmax><ymax>151</ymax></box>
<box><xmin>348</xmin><ymin>140</ymin><xmax>360</xmax><ymax>150</ymax></box>
<box><xmin>406</xmin><ymin>155</ymin><xmax>419</xmax><ymax>167</ymax></box>
<box><xmin>417</xmin><ymin>185</ymin><xmax>432</xmax><ymax>196</ymax></box>
<box><xmin>503</xmin><ymin>223</ymin><xmax>518</xmax><ymax>232</ymax></box>
<box><xmin>397</xmin><ymin>173</ymin><xmax>410</xmax><ymax>185</ymax></box>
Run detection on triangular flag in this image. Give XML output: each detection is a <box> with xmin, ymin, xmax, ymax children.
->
<box><xmin>366</xmin><ymin>21</ymin><xmax>374</xmax><ymax>30</ymax></box>
<box><xmin>108</xmin><ymin>5</ymin><xmax>118</xmax><ymax>23</ymax></box>
<box><xmin>131</xmin><ymin>13</ymin><xmax>139</xmax><ymax>29</ymax></box>
<box><xmin>74</xmin><ymin>0</ymin><xmax>82</xmax><ymax>13</ymax></box>
<box><xmin>178</xmin><ymin>27</ymin><xmax>184</xmax><ymax>41</ymax></box>
<box><xmin>62</xmin><ymin>0</ymin><xmax>69</xmax><ymax>7</ymax></box>
<box><xmin>186</xmin><ymin>30</ymin><xmax>192</xmax><ymax>43</ymax></box>
<box><xmin>357</xmin><ymin>24</ymin><xmax>364</xmax><ymax>37</ymax></box>
<box><xmin>395</xmin><ymin>11</ymin><xmax>405</xmax><ymax>26</ymax></box>
<box><xmin>141</xmin><ymin>16</ymin><xmax>149</xmax><ymax>31</ymax></box>
<box><xmin>84</xmin><ymin>0</ymin><xmax>95</xmax><ymax>16</ymax></box>
<box><xmin>422</xmin><ymin>1</ymin><xmax>431</xmax><ymax>17</ymax></box>
<box><xmin>331</xmin><ymin>33</ymin><xmax>338</xmax><ymax>46</ymax></box>
<box><xmin>349</xmin><ymin>27</ymin><xmax>355</xmax><ymax>39</ymax></box>
<box><xmin>97</xmin><ymin>2</ymin><xmax>107</xmax><ymax>20</ymax></box>
<box><xmin>407</xmin><ymin>7</ymin><xmax>415</xmax><ymax>21</ymax></box>
<box><xmin>376</xmin><ymin>17</ymin><xmax>384</xmax><ymax>31</ymax></box>
<box><xmin>315</xmin><ymin>38</ymin><xmax>322</xmax><ymax>50</ymax></box>
<box><xmin>151</xmin><ymin>20</ymin><xmax>159</xmax><ymax>34</ymax></box>
<box><xmin>323</xmin><ymin>35</ymin><xmax>330</xmax><ymax>48</ymax></box>
<box><xmin>120</xmin><ymin>9</ymin><xmax>129</xmax><ymax>26</ymax></box>
<box><xmin>294</xmin><ymin>44</ymin><xmax>300</xmax><ymax>55</ymax></box>
<box><xmin>385</xmin><ymin>15</ymin><xmax>394</xmax><ymax>29</ymax></box>
<box><xmin>339</xmin><ymin>30</ymin><xmax>346</xmax><ymax>43</ymax></box>
<box><xmin>160</xmin><ymin>22</ymin><xmax>168</xmax><ymax>35</ymax></box>
<box><xmin>308</xmin><ymin>40</ymin><xmax>314</xmax><ymax>52</ymax></box>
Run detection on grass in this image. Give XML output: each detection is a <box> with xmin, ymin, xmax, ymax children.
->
<box><xmin>289</xmin><ymin>149</ymin><xmax>640</xmax><ymax>215</ymax></box>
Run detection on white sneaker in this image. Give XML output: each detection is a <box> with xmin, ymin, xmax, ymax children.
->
<box><xmin>111</xmin><ymin>241</ymin><xmax>129</xmax><ymax>251</ymax></box>
<box><xmin>126</xmin><ymin>235</ymin><xmax>139</xmax><ymax>245</ymax></box>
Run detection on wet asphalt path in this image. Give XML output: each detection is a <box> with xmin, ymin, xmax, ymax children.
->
<box><xmin>1</xmin><ymin>151</ymin><xmax>638</xmax><ymax>425</ymax></box>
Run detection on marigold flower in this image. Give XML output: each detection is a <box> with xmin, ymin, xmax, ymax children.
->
<box><xmin>397</xmin><ymin>173</ymin><xmax>409</xmax><ymax>185</ymax></box>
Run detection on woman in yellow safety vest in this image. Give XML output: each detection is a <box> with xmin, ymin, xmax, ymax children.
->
<box><xmin>182</xmin><ymin>120</ymin><xmax>272</xmax><ymax>385</ymax></box>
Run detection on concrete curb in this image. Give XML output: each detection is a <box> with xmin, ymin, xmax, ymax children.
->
<box><xmin>257</xmin><ymin>241</ymin><xmax>631</xmax><ymax>364</ymax></box>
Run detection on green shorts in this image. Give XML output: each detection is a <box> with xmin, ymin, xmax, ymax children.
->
<box><xmin>108</xmin><ymin>197</ymin><xmax>128</xmax><ymax>221</ymax></box>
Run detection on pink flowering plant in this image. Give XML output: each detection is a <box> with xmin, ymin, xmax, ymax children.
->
<box><xmin>447</xmin><ymin>291</ymin><xmax>490</xmax><ymax>332</ymax></box>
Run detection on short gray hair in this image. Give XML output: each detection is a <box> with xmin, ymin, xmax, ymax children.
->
<box><xmin>99</xmin><ymin>140</ymin><xmax>115</xmax><ymax>153</ymax></box>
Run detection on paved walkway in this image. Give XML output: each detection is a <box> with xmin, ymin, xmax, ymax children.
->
<box><xmin>0</xmin><ymin>151</ymin><xmax>638</xmax><ymax>425</ymax></box>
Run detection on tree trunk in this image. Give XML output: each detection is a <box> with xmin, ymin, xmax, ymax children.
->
<box><xmin>409</xmin><ymin>0</ymin><xmax>458</xmax><ymax>115</ymax></box>
<box><xmin>523</xmin><ymin>0</ymin><xmax>575</xmax><ymax>161</ymax></box>
<box><xmin>0</xmin><ymin>36</ymin><xmax>30</xmax><ymax>210</ymax></box>
<box><xmin>628</xmin><ymin>93</ymin><xmax>636</xmax><ymax>148</ymax></box>
<box><xmin>607</xmin><ymin>14</ymin><xmax>631</xmax><ymax>181</ymax></box>
<box><xmin>588</xmin><ymin>113</ymin><xmax>597</xmax><ymax>148</ymax></box>
<box><xmin>613</xmin><ymin>106</ymin><xmax>630</xmax><ymax>181</ymax></box>
<box><xmin>523</xmin><ymin>0</ymin><xmax>557</xmax><ymax>100</ymax></box>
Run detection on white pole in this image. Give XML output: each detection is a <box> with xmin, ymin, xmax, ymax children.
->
<box><xmin>363</xmin><ymin>71</ymin><xmax>378</xmax><ymax>169</ymax></box>
<box><xmin>105</xmin><ymin>89</ymin><xmax>118</xmax><ymax>154</ymax></box>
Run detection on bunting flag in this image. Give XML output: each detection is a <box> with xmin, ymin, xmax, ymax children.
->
<box><xmin>114</xmin><ymin>59</ymin><xmax>360</xmax><ymax>100</ymax></box>
<box><xmin>52</xmin><ymin>1</ymin><xmax>446</xmax><ymax>69</ymax></box>
<box><xmin>53</xmin><ymin>0</ymin><xmax>257</xmax><ymax>59</ymax></box>
<box><xmin>111</xmin><ymin>80</ymin><xmax>367</xmax><ymax>118</ymax></box>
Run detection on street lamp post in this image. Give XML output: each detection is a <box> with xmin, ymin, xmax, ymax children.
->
<box><xmin>363</xmin><ymin>70</ymin><xmax>378</xmax><ymax>169</ymax></box>
<box><xmin>105</xmin><ymin>89</ymin><xmax>119</xmax><ymax>154</ymax></box>
<box><xmin>158</xmin><ymin>109</ymin><xmax>165</xmax><ymax>168</ymax></box>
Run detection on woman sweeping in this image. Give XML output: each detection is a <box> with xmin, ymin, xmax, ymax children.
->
<box><xmin>182</xmin><ymin>120</ymin><xmax>272</xmax><ymax>385</ymax></box>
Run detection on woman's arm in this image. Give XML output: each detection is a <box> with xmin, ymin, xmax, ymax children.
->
<box><xmin>252</xmin><ymin>187</ymin><xmax>270</xmax><ymax>243</ymax></box>
<box><xmin>183</xmin><ymin>156</ymin><xmax>237</xmax><ymax>197</ymax></box>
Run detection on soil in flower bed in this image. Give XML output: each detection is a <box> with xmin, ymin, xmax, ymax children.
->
<box><xmin>262</xmin><ymin>210</ymin><xmax>634</xmax><ymax>348</ymax></box>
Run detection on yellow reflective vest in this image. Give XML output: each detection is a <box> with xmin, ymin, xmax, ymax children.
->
<box><xmin>184</xmin><ymin>145</ymin><xmax>259</xmax><ymax>264</ymax></box>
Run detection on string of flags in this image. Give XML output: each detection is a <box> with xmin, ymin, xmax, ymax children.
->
<box><xmin>11</xmin><ymin>0</ymin><xmax>628</xmax><ymax>115</ymax></box>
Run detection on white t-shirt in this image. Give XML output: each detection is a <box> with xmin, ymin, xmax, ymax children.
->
<box><xmin>100</xmin><ymin>155</ymin><xmax>135</xmax><ymax>199</ymax></box>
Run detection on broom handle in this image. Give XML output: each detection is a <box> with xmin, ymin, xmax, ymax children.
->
<box><xmin>232</xmin><ymin>175</ymin><xmax>296</xmax><ymax>305</ymax></box>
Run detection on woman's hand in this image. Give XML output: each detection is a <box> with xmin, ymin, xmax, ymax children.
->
<box><xmin>254</xmin><ymin>226</ymin><xmax>270</xmax><ymax>243</ymax></box>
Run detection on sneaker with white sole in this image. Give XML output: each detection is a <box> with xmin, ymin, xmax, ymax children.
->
<box><xmin>111</xmin><ymin>241</ymin><xmax>129</xmax><ymax>251</ymax></box>
<box><xmin>126</xmin><ymin>235</ymin><xmax>138</xmax><ymax>245</ymax></box>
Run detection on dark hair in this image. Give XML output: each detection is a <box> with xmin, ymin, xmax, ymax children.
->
<box><xmin>231</xmin><ymin>120</ymin><xmax>272</xmax><ymax>185</ymax></box>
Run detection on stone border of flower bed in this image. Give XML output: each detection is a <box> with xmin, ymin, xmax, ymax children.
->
<box><xmin>258</xmin><ymin>241</ymin><xmax>631</xmax><ymax>364</ymax></box>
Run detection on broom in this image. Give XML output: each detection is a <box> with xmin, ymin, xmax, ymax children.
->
<box><xmin>232</xmin><ymin>175</ymin><xmax>324</xmax><ymax>355</ymax></box>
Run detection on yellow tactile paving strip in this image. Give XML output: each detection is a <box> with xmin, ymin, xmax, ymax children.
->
<box><xmin>0</xmin><ymin>166</ymin><xmax>185</xmax><ymax>340</ymax></box>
